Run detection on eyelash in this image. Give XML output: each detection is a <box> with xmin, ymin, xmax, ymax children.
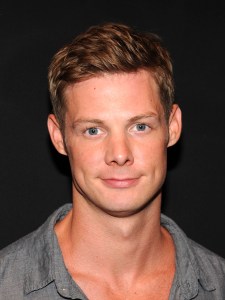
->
<box><xmin>82</xmin><ymin>123</ymin><xmax>151</xmax><ymax>137</ymax></box>
<box><xmin>83</xmin><ymin>127</ymin><xmax>102</xmax><ymax>136</ymax></box>
<box><xmin>134</xmin><ymin>123</ymin><xmax>150</xmax><ymax>131</ymax></box>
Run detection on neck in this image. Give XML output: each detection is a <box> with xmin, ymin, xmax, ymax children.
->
<box><xmin>55</xmin><ymin>192</ymin><xmax>174</xmax><ymax>283</ymax></box>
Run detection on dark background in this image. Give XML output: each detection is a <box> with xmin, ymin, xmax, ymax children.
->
<box><xmin>1</xmin><ymin>1</ymin><xmax>225</xmax><ymax>257</ymax></box>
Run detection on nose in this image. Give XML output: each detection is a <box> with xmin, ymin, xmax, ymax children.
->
<box><xmin>105</xmin><ymin>134</ymin><xmax>134</xmax><ymax>166</ymax></box>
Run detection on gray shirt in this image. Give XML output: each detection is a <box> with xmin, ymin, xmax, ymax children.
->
<box><xmin>0</xmin><ymin>204</ymin><xmax>225</xmax><ymax>299</ymax></box>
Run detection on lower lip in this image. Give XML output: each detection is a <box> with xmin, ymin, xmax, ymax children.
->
<box><xmin>102</xmin><ymin>178</ymin><xmax>139</xmax><ymax>188</ymax></box>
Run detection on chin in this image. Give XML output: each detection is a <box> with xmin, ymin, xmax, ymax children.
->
<box><xmin>96</xmin><ymin>196</ymin><xmax>156</xmax><ymax>219</ymax></box>
<box><xmin>103</xmin><ymin>209</ymin><xmax>144</xmax><ymax>218</ymax></box>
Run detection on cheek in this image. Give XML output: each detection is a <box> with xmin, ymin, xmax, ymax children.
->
<box><xmin>136</xmin><ymin>138</ymin><xmax>167</xmax><ymax>165</ymax></box>
<box><xmin>142</xmin><ymin>143</ymin><xmax>167</xmax><ymax>184</ymax></box>
<box><xmin>67</xmin><ymin>142</ymin><xmax>104</xmax><ymax>172</ymax></box>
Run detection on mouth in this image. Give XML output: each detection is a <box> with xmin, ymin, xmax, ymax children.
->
<box><xmin>101</xmin><ymin>178</ymin><xmax>139</xmax><ymax>188</ymax></box>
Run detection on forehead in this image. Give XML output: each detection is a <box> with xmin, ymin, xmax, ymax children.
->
<box><xmin>64</xmin><ymin>70</ymin><xmax>163</xmax><ymax>118</ymax></box>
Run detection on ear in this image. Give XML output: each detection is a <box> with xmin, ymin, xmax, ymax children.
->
<box><xmin>167</xmin><ymin>104</ymin><xmax>182</xmax><ymax>147</ymax></box>
<box><xmin>47</xmin><ymin>114</ymin><xmax>67</xmax><ymax>155</ymax></box>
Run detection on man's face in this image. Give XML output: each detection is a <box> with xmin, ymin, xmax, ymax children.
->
<box><xmin>50</xmin><ymin>70</ymin><xmax>180</xmax><ymax>217</ymax></box>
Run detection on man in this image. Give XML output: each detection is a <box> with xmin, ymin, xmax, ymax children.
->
<box><xmin>0</xmin><ymin>23</ymin><xmax>225</xmax><ymax>299</ymax></box>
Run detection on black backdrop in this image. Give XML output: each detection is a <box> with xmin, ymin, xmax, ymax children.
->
<box><xmin>1</xmin><ymin>1</ymin><xmax>225</xmax><ymax>257</ymax></box>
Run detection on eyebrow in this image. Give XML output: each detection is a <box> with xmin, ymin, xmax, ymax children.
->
<box><xmin>72</xmin><ymin>119</ymin><xmax>104</xmax><ymax>128</ymax></box>
<box><xmin>128</xmin><ymin>113</ymin><xmax>159</xmax><ymax>123</ymax></box>
<box><xmin>72</xmin><ymin>113</ymin><xmax>159</xmax><ymax>128</ymax></box>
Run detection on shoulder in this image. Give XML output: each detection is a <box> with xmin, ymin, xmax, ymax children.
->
<box><xmin>161</xmin><ymin>213</ymin><xmax>225</xmax><ymax>273</ymax></box>
<box><xmin>0</xmin><ymin>216</ymin><xmax>52</xmax><ymax>274</ymax></box>
<box><xmin>0</xmin><ymin>204</ymin><xmax>72</xmax><ymax>298</ymax></box>
<box><xmin>0</xmin><ymin>229</ymin><xmax>40</xmax><ymax>297</ymax></box>
<box><xmin>188</xmin><ymin>239</ymin><xmax>225</xmax><ymax>297</ymax></box>
<box><xmin>189</xmin><ymin>238</ymin><xmax>225</xmax><ymax>275</ymax></box>
<box><xmin>0</xmin><ymin>210</ymin><xmax>53</xmax><ymax>270</ymax></box>
<box><xmin>161</xmin><ymin>214</ymin><xmax>225</xmax><ymax>298</ymax></box>
<box><xmin>0</xmin><ymin>225</ymin><xmax>41</xmax><ymax>265</ymax></box>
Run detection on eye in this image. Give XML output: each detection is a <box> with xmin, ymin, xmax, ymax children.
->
<box><xmin>135</xmin><ymin>124</ymin><xmax>149</xmax><ymax>131</ymax></box>
<box><xmin>86</xmin><ymin>127</ymin><xmax>100</xmax><ymax>135</ymax></box>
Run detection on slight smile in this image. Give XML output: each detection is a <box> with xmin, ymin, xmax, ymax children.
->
<box><xmin>102</xmin><ymin>178</ymin><xmax>139</xmax><ymax>188</ymax></box>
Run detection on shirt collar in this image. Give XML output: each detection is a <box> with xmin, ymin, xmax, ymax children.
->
<box><xmin>24</xmin><ymin>204</ymin><xmax>86</xmax><ymax>299</ymax></box>
<box><xmin>161</xmin><ymin>214</ymin><xmax>216</xmax><ymax>299</ymax></box>
<box><xmin>23</xmin><ymin>205</ymin><xmax>216</xmax><ymax>299</ymax></box>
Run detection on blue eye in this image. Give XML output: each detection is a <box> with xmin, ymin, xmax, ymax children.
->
<box><xmin>136</xmin><ymin>124</ymin><xmax>147</xmax><ymax>131</ymax></box>
<box><xmin>87</xmin><ymin>128</ymin><xmax>99</xmax><ymax>135</ymax></box>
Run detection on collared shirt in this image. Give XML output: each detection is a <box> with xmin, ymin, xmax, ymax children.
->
<box><xmin>0</xmin><ymin>204</ymin><xmax>225</xmax><ymax>299</ymax></box>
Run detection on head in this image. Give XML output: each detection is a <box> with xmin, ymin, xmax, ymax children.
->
<box><xmin>47</xmin><ymin>23</ymin><xmax>181</xmax><ymax>218</ymax></box>
<box><xmin>48</xmin><ymin>22</ymin><xmax>174</xmax><ymax>131</ymax></box>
